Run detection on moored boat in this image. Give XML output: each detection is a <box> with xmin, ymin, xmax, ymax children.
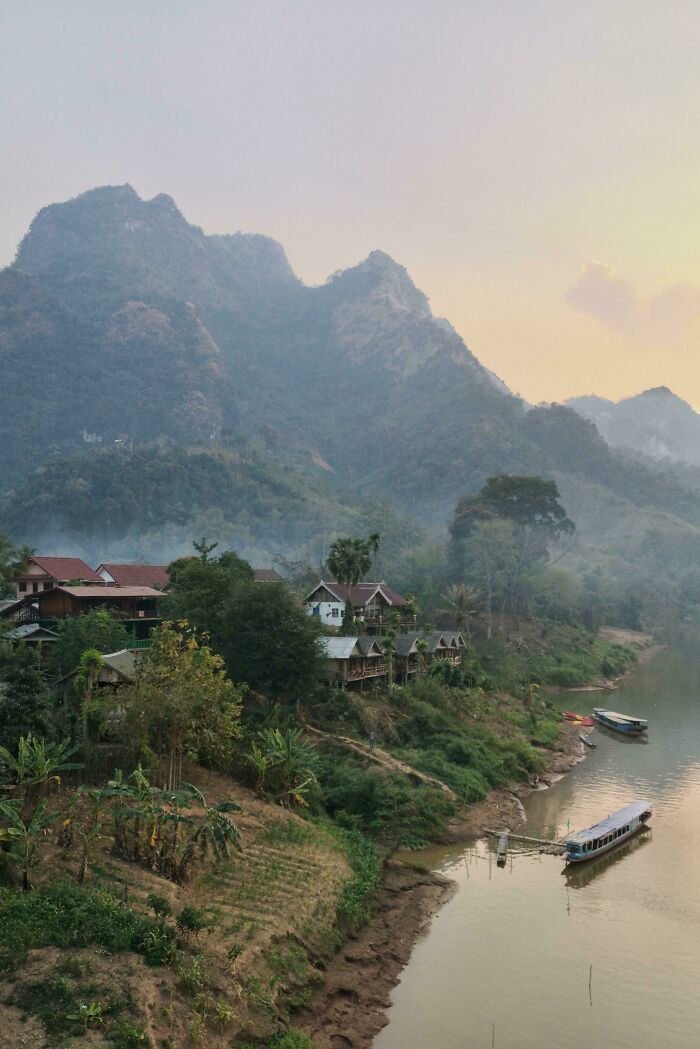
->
<box><xmin>579</xmin><ymin>733</ymin><xmax>596</xmax><ymax>748</ymax></box>
<box><xmin>592</xmin><ymin>708</ymin><xmax>648</xmax><ymax>735</ymax></box>
<box><xmin>565</xmin><ymin>800</ymin><xmax>652</xmax><ymax>863</ymax></box>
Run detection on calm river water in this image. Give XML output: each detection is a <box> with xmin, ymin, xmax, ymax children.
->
<box><xmin>375</xmin><ymin>645</ymin><xmax>700</xmax><ymax>1049</ymax></box>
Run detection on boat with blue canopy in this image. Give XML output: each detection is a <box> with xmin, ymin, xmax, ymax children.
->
<box><xmin>592</xmin><ymin>708</ymin><xmax>648</xmax><ymax>735</ymax></box>
<box><xmin>565</xmin><ymin>800</ymin><xmax>652</xmax><ymax>864</ymax></box>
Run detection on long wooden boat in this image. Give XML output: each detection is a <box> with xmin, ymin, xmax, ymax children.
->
<box><xmin>565</xmin><ymin>800</ymin><xmax>652</xmax><ymax>863</ymax></box>
<box><xmin>592</xmin><ymin>708</ymin><xmax>648</xmax><ymax>735</ymax></box>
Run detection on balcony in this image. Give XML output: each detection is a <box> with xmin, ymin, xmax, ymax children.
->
<box><xmin>347</xmin><ymin>660</ymin><xmax>388</xmax><ymax>681</ymax></box>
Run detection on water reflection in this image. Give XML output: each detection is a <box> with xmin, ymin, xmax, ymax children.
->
<box><xmin>564</xmin><ymin>829</ymin><xmax>652</xmax><ymax>889</ymax></box>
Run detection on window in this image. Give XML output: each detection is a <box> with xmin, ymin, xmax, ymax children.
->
<box><xmin>43</xmin><ymin>582</ymin><xmax>52</xmax><ymax>590</ymax></box>
<box><xmin>18</xmin><ymin>582</ymin><xmax>26</xmax><ymax>593</ymax></box>
<box><xmin>331</xmin><ymin>608</ymin><xmax>340</xmax><ymax>618</ymax></box>
<box><xmin>32</xmin><ymin>583</ymin><xmax>39</xmax><ymax>593</ymax></box>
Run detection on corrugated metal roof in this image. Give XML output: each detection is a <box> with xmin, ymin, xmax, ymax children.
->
<box><xmin>321</xmin><ymin>636</ymin><xmax>360</xmax><ymax>660</ymax></box>
<box><xmin>253</xmin><ymin>569</ymin><xmax>284</xmax><ymax>583</ymax></box>
<box><xmin>567</xmin><ymin>801</ymin><xmax>652</xmax><ymax>844</ymax></box>
<box><xmin>51</xmin><ymin>586</ymin><xmax>163</xmax><ymax>598</ymax></box>
<box><xmin>101</xmin><ymin>649</ymin><xmax>137</xmax><ymax>680</ymax></box>
<box><xmin>357</xmin><ymin>637</ymin><xmax>383</xmax><ymax>656</ymax></box>
<box><xmin>2</xmin><ymin>623</ymin><xmax>59</xmax><ymax>641</ymax></box>
<box><xmin>306</xmin><ymin>581</ymin><xmax>408</xmax><ymax>607</ymax></box>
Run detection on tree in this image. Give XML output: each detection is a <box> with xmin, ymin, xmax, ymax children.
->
<box><xmin>247</xmin><ymin>728</ymin><xmax>318</xmax><ymax>807</ymax></box>
<box><xmin>166</xmin><ymin>544</ymin><xmax>254</xmax><ymax>641</ymax></box>
<box><xmin>440</xmin><ymin>583</ymin><xmax>479</xmax><ymax>638</ymax></box>
<box><xmin>111</xmin><ymin>622</ymin><xmax>245</xmax><ymax>788</ymax></box>
<box><xmin>326</xmin><ymin>534</ymin><xmax>381</xmax><ymax>632</ymax></box>
<box><xmin>50</xmin><ymin>610</ymin><xmax>130</xmax><ymax>679</ymax></box>
<box><xmin>0</xmin><ymin>644</ymin><xmax>51</xmax><ymax>749</ymax></box>
<box><xmin>73</xmin><ymin>648</ymin><xmax>104</xmax><ymax>766</ymax></box>
<box><xmin>0</xmin><ymin>798</ymin><xmax>59</xmax><ymax>890</ymax></box>
<box><xmin>461</xmin><ymin>520</ymin><xmax>518</xmax><ymax>639</ymax></box>
<box><xmin>383</xmin><ymin>627</ymin><xmax>397</xmax><ymax>694</ymax></box>
<box><xmin>0</xmin><ymin>537</ymin><xmax>32</xmax><ymax>598</ymax></box>
<box><xmin>219</xmin><ymin>582</ymin><xmax>325</xmax><ymax>704</ymax></box>
<box><xmin>0</xmin><ymin>735</ymin><xmax>82</xmax><ymax>821</ymax></box>
<box><xmin>415</xmin><ymin>638</ymin><xmax>429</xmax><ymax>676</ymax></box>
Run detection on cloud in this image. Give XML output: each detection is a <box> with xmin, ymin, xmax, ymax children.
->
<box><xmin>566</xmin><ymin>261</ymin><xmax>700</xmax><ymax>346</ymax></box>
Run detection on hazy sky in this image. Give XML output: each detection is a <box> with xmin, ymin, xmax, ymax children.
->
<box><xmin>4</xmin><ymin>1</ymin><xmax>700</xmax><ymax>406</ymax></box>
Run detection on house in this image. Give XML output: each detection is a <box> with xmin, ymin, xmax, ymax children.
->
<box><xmin>1</xmin><ymin>623</ymin><xmax>60</xmax><ymax>647</ymax></box>
<box><xmin>14</xmin><ymin>556</ymin><xmax>103</xmax><ymax>599</ymax></box>
<box><xmin>1</xmin><ymin>585</ymin><xmax>163</xmax><ymax>646</ymax></box>
<box><xmin>253</xmin><ymin>569</ymin><xmax>284</xmax><ymax>583</ymax></box>
<box><xmin>305</xmin><ymin>581</ymin><xmax>414</xmax><ymax>633</ymax></box>
<box><xmin>320</xmin><ymin>636</ymin><xmax>387</xmax><ymax>689</ymax></box>
<box><xmin>96</xmin><ymin>563</ymin><xmax>170</xmax><ymax>590</ymax></box>
<box><xmin>392</xmin><ymin>631</ymin><xmax>466</xmax><ymax>682</ymax></box>
<box><xmin>55</xmin><ymin>648</ymin><xmax>137</xmax><ymax>702</ymax></box>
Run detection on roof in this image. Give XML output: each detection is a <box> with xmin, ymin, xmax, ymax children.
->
<box><xmin>101</xmin><ymin>649</ymin><xmax>137</xmax><ymax>680</ymax></box>
<box><xmin>321</xmin><ymin>636</ymin><xmax>360</xmax><ymax>660</ymax></box>
<box><xmin>567</xmin><ymin>801</ymin><xmax>652</xmax><ymax>845</ymax></box>
<box><xmin>97</xmin><ymin>564</ymin><xmax>169</xmax><ymax>588</ymax></box>
<box><xmin>29</xmin><ymin>556</ymin><xmax>102</xmax><ymax>583</ymax></box>
<box><xmin>594</xmin><ymin>709</ymin><xmax>647</xmax><ymax>725</ymax></box>
<box><xmin>357</xmin><ymin>637</ymin><xmax>384</xmax><ymax>657</ymax></box>
<box><xmin>393</xmin><ymin>631</ymin><xmax>449</xmax><ymax>655</ymax></box>
<box><xmin>48</xmin><ymin>585</ymin><xmax>163</xmax><ymax>599</ymax></box>
<box><xmin>306</xmin><ymin>581</ymin><xmax>408</xmax><ymax>607</ymax></box>
<box><xmin>253</xmin><ymin>568</ymin><xmax>284</xmax><ymax>583</ymax></box>
<box><xmin>2</xmin><ymin>623</ymin><xmax>59</xmax><ymax>641</ymax></box>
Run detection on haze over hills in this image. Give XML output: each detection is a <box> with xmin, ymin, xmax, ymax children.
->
<box><xmin>567</xmin><ymin>387</ymin><xmax>700</xmax><ymax>467</ymax></box>
<box><xmin>3</xmin><ymin>184</ymin><xmax>700</xmax><ymax>581</ymax></box>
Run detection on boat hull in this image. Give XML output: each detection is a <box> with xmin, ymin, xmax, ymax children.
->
<box><xmin>565</xmin><ymin>800</ymin><xmax>652</xmax><ymax>863</ymax></box>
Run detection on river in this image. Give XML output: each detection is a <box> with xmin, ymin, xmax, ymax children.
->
<box><xmin>374</xmin><ymin>645</ymin><xmax>700</xmax><ymax>1049</ymax></box>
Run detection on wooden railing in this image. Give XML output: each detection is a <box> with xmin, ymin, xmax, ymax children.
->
<box><xmin>347</xmin><ymin>661</ymin><xmax>388</xmax><ymax>681</ymax></box>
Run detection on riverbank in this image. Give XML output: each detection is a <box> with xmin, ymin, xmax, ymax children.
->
<box><xmin>298</xmin><ymin>860</ymin><xmax>455</xmax><ymax>1049</ymax></box>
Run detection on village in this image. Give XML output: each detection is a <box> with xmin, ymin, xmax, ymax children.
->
<box><xmin>0</xmin><ymin>554</ymin><xmax>467</xmax><ymax>693</ymax></box>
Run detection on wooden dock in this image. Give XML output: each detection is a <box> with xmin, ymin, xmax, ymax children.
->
<box><xmin>486</xmin><ymin>829</ymin><xmax>566</xmax><ymax>856</ymax></box>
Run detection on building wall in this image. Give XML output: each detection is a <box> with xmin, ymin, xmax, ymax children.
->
<box><xmin>307</xmin><ymin>600</ymin><xmax>345</xmax><ymax>626</ymax></box>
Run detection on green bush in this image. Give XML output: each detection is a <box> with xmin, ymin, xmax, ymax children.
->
<box><xmin>0</xmin><ymin>880</ymin><xmax>174</xmax><ymax>972</ymax></box>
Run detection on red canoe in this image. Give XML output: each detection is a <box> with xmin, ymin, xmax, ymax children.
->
<box><xmin>562</xmin><ymin>711</ymin><xmax>595</xmax><ymax>727</ymax></box>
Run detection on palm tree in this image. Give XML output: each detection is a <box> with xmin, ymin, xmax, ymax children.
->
<box><xmin>440</xmin><ymin>584</ymin><xmax>480</xmax><ymax>639</ymax></box>
<box><xmin>326</xmin><ymin>534</ymin><xmax>381</xmax><ymax>633</ymax></box>
<box><xmin>415</xmin><ymin>638</ymin><xmax>429</xmax><ymax>676</ymax></box>
<box><xmin>383</xmin><ymin>628</ymin><xmax>397</xmax><ymax>694</ymax></box>
<box><xmin>0</xmin><ymin>798</ymin><xmax>59</xmax><ymax>890</ymax></box>
<box><xmin>73</xmin><ymin>649</ymin><xmax>105</xmax><ymax>766</ymax></box>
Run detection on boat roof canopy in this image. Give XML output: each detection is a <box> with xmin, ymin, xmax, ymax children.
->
<box><xmin>595</xmin><ymin>709</ymin><xmax>648</xmax><ymax>725</ymax></box>
<box><xmin>567</xmin><ymin>800</ymin><xmax>652</xmax><ymax>845</ymax></box>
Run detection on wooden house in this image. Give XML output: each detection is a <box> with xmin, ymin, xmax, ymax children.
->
<box><xmin>306</xmin><ymin>581</ymin><xmax>414</xmax><ymax>633</ymax></box>
<box><xmin>320</xmin><ymin>636</ymin><xmax>387</xmax><ymax>689</ymax></box>
<box><xmin>1</xmin><ymin>585</ymin><xmax>163</xmax><ymax>646</ymax></box>
<box><xmin>14</xmin><ymin>556</ymin><xmax>103</xmax><ymax>599</ymax></box>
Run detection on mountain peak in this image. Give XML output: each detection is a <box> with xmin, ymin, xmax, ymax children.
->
<box><xmin>325</xmin><ymin>249</ymin><xmax>430</xmax><ymax>316</ymax></box>
<box><xmin>639</xmin><ymin>385</ymin><xmax>675</xmax><ymax>398</ymax></box>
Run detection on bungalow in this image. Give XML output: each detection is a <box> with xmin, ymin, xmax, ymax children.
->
<box><xmin>1</xmin><ymin>585</ymin><xmax>163</xmax><ymax>645</ymax></box>
<box><xmin>1</xmin><ymin>623</ymin><xmax>60</xmax><ymax>647</ymax></box>
<box><xmin>14</xmin><ymin>556</ymin><xmax>103</xmax><ymax>599</ymax></box>
<box><xmin>320</xmin><ymin>636</ymin><xmax>387</xmax><ymax>689</ymax></box>
<box><xmin>392</xmin><ymin>631</ymin><xmax>466</xmax><ymax>682</ymax></box>
<box><xmin>55</xmin><ymin>648</ymin><xmax>137</xmax><ymax>703</ymax></box>
<box><xmin>96</xmin><ymin>563</ymin><xmax>170</xmax><ymax>590</ymax></box>
<box><xmin>306</xmin><ymin>581</ymin><xmax>414</xmax><ymax>633</ymax></box>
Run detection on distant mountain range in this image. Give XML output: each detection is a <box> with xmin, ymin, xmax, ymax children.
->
<box><xmin>567</xmin><ymin>387</ymin><xmax>700</xmax><ymax>467</ymax></box>
<box><xmin>2</xmin><ymin>184</ymin><xmax>700</xmax><ymax>563</ymax></box>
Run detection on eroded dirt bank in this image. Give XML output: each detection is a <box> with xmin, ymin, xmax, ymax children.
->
<box><xmin>298</xmin><ymin>861</ymin><xmax>454</xmax><ymax>1049</ymax></box>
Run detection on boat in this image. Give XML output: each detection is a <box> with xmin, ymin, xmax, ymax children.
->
<box><xmin>496</xmin><ymin>831</ymin><xmax>508</xmax><ymax>867</ymax></box>
<box><xmin>565</xmin><ymin>800</ymin><xmax>652</xmax><ymax>863</ymax></box>
<box><xmin>592</xmin><ymin>708</ymin><xmax>648</xmax><ymax>735</ymax></box>
<box><xmin>579</xmin><ymin>734</ymin><xmax>596</xmax><ymax>748</ymax></box>
<box><xmin>562</xmin><ymin>711</ymin><xmax>595</xmax><ymax>727</ymax></box>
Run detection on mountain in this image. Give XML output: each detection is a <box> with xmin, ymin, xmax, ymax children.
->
<box><xmin>567</xmin><ymin>388</ymin><xmax>700</xmax><ymax>467</ymax></box>
<box><xmin>3</xmin><ymin>183</ymin><xmax>700</xmax><ymax>559</ymax></box>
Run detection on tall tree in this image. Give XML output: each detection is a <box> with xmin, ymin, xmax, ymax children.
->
<box><xmin>166</xmin><ymin>544</ymin><xmax>254</xmax><ymax>641</ymax></box>
<box><xmin>50</xmin><ymin>610</ymin><xmax>130</xmax><ymax>679</ymax></box>
<box><xmin>326</xmin><ymin>534</ymin><xmax>381</xmax><ymax>632</ymax></box>
<box><xmin>461</xmin><ymin>520</ymin><xmax>518</xmax><ymax>639</ymax></box>
<box><xmin>0</xmin><ymin>644</ymin><xmax>51</xmax><ymax>749</ymax></box>
<box><xmin>111</xmin><ymin>622</ymin><xmax>245</xmax><ymax>788</ymax></box>
<box><xmin>220</xmin><ymin>581</ymin><xmax>325</xmax><ymax>705</ymax></box>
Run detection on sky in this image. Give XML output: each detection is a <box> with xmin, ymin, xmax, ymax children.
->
<box><xmin>3</xmin><ymin>0</ymin><xmax>700</xmax><ymax>407</ymax></box>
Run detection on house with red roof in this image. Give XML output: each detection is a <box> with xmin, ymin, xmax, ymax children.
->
<box><xmin>305</xmin><ymin>580</ymin><xmax>415</xmax><ymax>634</ymax></box>
<box><xmin>96</xmin><ymin>563</ymin><xmax>170</xmax><ymax>590</ymax></box>
<box><xmin>14</xmin><ymin>556</ymin><xmax>103</xmax><ymax>599</ymax></box>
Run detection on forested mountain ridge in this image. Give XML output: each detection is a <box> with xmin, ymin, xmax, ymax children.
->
<box><xmin>567</xmin><ymin>387</ymin><xmax>700</xmax><ymax>467</ymax></box>
<box><xmin>3</xmin><ymin>183</ymin><xmax>700</xmax><ymax>551</ymax></box>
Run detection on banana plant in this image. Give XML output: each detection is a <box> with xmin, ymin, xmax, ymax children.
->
<box><xmin>0</xmin><ymin>798</ymin><xmax>60</xmax><ymax>890</ymax></box>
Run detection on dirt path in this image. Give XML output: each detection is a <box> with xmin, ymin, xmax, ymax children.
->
<box><xmin>304</xmin><ymin>724</ymin><xmax>458</xmax><ymax>802</ymax></box>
